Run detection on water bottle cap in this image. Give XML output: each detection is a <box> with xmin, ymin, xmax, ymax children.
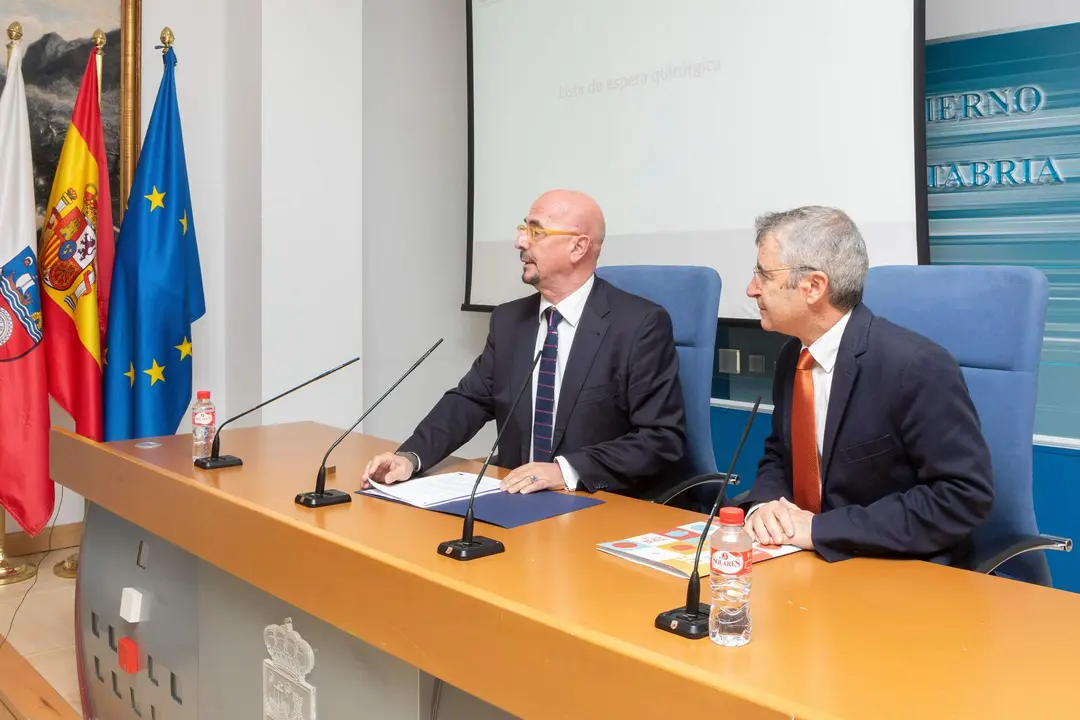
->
<box><xmin>197</xmin><ymin>390</ymin><xmax>210</xmax><ymax>400</ymax></box>
<box><xmin>718</xmin><ymin>507</ymin><xmax>744</xmax><ymax>525</ymax></box>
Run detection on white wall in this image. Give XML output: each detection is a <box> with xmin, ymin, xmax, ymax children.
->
<box><xmin>260</xmin><ymin>0</ymin><xmax>364</xmax><ymax>432</ymax></box>
<box><xmin>223</xmin><ymin>0</ymin><xmax>264</xmax><ymax>429</ymax></box>
<box><xmin>361</xmin><ymin>0</ymin><xmax>492</xmax><ymax>459</ymax></box>
<box><xmin>928</xmin><ymin>0</ymin><xmax>1079</xmax><ymax>40</ymax></box>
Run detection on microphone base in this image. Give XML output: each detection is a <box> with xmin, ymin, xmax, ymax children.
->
<box><xmin>193</xmin><ymin>454</ymin><xmax>243</xmax><ymax>470</ymax></box>
<box><xmin>294</xmin><ymin>489</ymin><xmax>352</xmax><ymax>508</ymax></box>
<box><xmin>437</xmin><ymin>536</ymin><xmax>505</xmax><ymax>561</ymax></box>
<box><xmin>655</xmin><ymin>603</ymin><xmax>712</xmax><ymax>639</ymax></box>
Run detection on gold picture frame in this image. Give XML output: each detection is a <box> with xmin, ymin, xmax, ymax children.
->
<box><xmin>119</xmin><ymin>0</ymin><xmax>142</xmax><ymax>221</ymax></box>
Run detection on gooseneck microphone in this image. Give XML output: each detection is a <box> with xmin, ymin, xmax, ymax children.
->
<box><xmin>194</xmin><ymin>356</ymin><xmax>360</xmax><ymax>469</ymax></box>
<box><xmin>438</xmin><ymin>349</ymin><xmax>543</xmax><ymax>561</ymax></box>
<box><xmin>295</xmin><ymin>338</ymin><xmax>444</xmax><ymax>508</ymax></box>
<box><xmin>655</xmin><ymin>396</ymin><xmax>761</xmax><ymax>639</ymax></box>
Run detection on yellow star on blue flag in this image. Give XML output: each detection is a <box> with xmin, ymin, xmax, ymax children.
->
<box><xmin>103</xmin><ymin>47</ymin><xmax>205</xmax><ymax>440</ymax></box>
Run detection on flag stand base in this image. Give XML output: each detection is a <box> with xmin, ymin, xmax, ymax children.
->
<box><xmin>53</xmin><ymin>552</ymin><xmax>78</xmax><ymax>579</ymax></box>
<box><xmin>0</xmin><ymin>507</ymin><xmax>40</xmax><ymax>585</ymax></box>
<box><xmin>0</xmin><ymin>557</ymin><xmax>37</xmax><ymax>586</ymax></box>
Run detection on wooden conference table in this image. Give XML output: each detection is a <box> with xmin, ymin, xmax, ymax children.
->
<box><xmin>51</xmin><ymin>422</ymin><xmax>1077</xmax><ymax>719</ymax></box>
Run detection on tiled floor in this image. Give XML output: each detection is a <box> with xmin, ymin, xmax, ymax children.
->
<box><xmin>0</xmin><ymin>548</ymin><xmax>81</xmax><ymax>716</ymax></box>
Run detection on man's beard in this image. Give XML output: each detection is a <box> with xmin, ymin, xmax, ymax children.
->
<box><xmin>521</xmin><ymin>254</ymin><xmax>540</xmax><ymax>285</ymax></box>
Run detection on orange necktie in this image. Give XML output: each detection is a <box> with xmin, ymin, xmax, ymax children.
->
<box><xmin>792</xmin><ymin>348</ymin><xmax>821</xmax><ymax>513</ymax></box>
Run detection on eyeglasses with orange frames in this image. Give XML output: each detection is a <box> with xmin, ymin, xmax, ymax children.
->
<box><xmin>516</xmin><ymin>223</ymin><xmax>581</xmax><ymax>244</ymax></box>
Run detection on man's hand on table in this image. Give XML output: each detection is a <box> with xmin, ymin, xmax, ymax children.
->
<box><xmin>499</xmin><ymin>462</ymin><xmax>566</xmax><ymax>494</ymax></box>
<box><xmin>745</xmin><ymin>498</ymin><xmax>815</xmax><ymax>550</ymax></box>
<box><xmin>360</xmin><ymin>452</ymin><xmax>415</xmax><ymax>490</ymax></box>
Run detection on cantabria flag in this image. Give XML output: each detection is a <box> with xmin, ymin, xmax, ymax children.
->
<box><xmin>0</xmin><ymin>37</ymin><xmax>52</xmax><ymax>534</ymax></box>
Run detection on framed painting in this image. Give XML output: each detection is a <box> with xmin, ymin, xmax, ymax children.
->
<box><xmin>1</xmin><ymin>0</ymin><xmax>141</xmax><ymax>233</ymax></box>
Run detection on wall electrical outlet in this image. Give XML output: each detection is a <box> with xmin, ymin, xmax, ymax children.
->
<box><xmin>717</xmin><ymin>348</ymin><xmax>741</xmax><ymax>374</ymax></box>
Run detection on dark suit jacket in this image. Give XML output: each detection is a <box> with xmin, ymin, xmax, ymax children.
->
<box><xmin>397</xmin><ymin>276</ymin><xmax>688</xmax><ymax>497</ymax></box>
<box><xmin>742</xmin><ymin>302</ymin><xmax>994</xmax><ymax>562</ymax></box>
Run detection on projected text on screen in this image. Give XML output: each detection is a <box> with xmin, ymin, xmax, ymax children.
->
<box><xmin>467</xmin><ymin>0</ymin><xmax>922</xmax><ymax>318</ymax></box>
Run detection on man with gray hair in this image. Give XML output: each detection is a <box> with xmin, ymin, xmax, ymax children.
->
<box><xmin>740</xmin><ymin>206</ymin><xmax>993</xmax><ymax>564</ymax></box>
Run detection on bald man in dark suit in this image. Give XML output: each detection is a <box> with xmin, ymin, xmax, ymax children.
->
<box><xmin>362</xmin><ymin>190</ymin><xmax>688</xmax><ymax>498</ymax></box>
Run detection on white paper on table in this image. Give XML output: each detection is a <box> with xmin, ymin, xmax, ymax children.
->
<box><xmin>362</xmin><ymin>471</ymin><xmax>502</xmax><ymax>508</ymax></box>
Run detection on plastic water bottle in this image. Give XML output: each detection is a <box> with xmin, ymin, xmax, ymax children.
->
<box><xmin>709</xmin><ymin>506</ymin><xmax>752</xmax><ymax>646</ymax></box>
<box><xmin>192</xmin><ymin>390</ymin><xmax>216</xmax><ymax>460</ymax></box>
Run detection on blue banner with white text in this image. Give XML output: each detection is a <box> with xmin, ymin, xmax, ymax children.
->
<box><xmin>927</xmin><ymin>22</ymin><xmax>1080</xmax><ymax>439</ymax></box>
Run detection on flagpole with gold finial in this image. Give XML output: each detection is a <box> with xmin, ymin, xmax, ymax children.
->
<box><xmin>92</xmin><ymin>29</ymin><xmax>105</xmax><ymax>106</ymax></box>
<box><xmin>0</xmin><ymin>21</ymin><xmax>38</xmax><ymax>587</ymax></box>
<box><xmin>160</xmin><ymin>26</ymin><xmax>174</xmax><ymax>52</ymax></box>
<box><xmin>53</xmin><ymin>28</ymin><xmax>108</xmax><ymax>582</ymax></box>
<box><xmin>5</xmin><ymin>20</ymin><xmax>20</xmax><ymax>65</ymax></box>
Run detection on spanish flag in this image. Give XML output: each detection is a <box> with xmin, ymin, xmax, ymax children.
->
<box><xmin>38</xmin><ymin>49</ymin><xmax>114</xmax><ymax>441</ymax></box>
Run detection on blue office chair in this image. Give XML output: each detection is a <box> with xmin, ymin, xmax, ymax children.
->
<box><xmin>594</xmin><ymin>265</ymin><xmax>723</xmax><ymax>503</ymax></box>
<box><xmin>862</xmin><ymin>264</ymin><xmax>1071</xmax><ymax>586</ymax></box>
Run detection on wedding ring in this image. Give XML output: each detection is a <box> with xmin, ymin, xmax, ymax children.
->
<box><xmin>528</xmin><ymin>475</ymin><xmax>537</xmax><ymax>483</ymax></box>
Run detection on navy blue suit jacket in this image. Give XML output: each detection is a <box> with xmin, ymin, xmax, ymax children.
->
<box><xmin>398</xmin><ymin>277</ymin><xmax>688</xmax><ymax>497</ymax></box>
<box><xmin>742</xmin><ymin>302</ymin><xmax>994</xmax><ymax>562</ymax></box>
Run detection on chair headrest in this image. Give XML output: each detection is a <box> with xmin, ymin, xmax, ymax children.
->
<box><xmin>596</xmin><ymin>265</ymin><xmax>721</xmax><ymax>347</ymax></box>
<box><xmin>863</xmin><ymin>265</ymin><xmax>1047</xmax><ymax>372</ymax></box>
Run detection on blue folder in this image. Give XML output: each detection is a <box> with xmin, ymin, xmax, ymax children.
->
<box><xmin>357</xmin><ymin>488</ymin><xmax>604</xmax><ymax>529</ymax></box>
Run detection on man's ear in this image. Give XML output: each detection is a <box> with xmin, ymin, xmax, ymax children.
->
<box><xmin>569</xmin><ymin>233</ymin><xmax>592</xmax><ymax>263</ymax></box>
<box><xmin>803</xmin><ymin>271</ymin><xmax>830</xmax><ymax>306</ymax></box>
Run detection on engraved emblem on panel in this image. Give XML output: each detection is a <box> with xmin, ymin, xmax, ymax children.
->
<box><xmin>263</xmin><ymin>618</ymin><xmax>316</xmax><ymax>720</ymax></box>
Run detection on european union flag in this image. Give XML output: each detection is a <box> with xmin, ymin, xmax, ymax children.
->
<box><xmin>103</xmin><ymin>48</ymin><xmax>205</xmax><ymax>441</ymax></box>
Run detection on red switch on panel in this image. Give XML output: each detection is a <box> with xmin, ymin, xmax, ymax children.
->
<box><xmin>117</xmin><ymin>637</ymin><xmax>140</xmax><ymax>674</ymax></box>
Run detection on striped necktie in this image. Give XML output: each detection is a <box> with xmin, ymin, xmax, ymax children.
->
<box><xmin>533</xmin><ymin>307</ymin><xmax>562</xmax><ymax>462</ymax></box>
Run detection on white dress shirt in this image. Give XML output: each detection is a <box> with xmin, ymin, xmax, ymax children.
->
<box><xmin>748</xmin><ymin>310</ymin><xmax>852</xmax><ymax>516</ymax></box>
<box><xmin>802</xmin><ymin>309</ymin><xmax>852</xmax><ymax>459</ymax></box>
<box><xmin>532</xmin><ymin>274</ymin><xmax>595</xmax><ymax>490</ymax></box>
